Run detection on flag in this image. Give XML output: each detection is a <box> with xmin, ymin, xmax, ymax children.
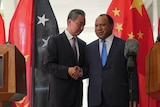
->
<box><xmin>0</xmin><ymin>14</ymin><xmax>6</xmax><ymax>44</ymax></box>
<box><xmin>33</xmin><ymin>0</ymin><xmax>59</xmax><ymax>106</ymax></box>
<box><xmin>8</xmin><ymin>0</ymin><xmax>34</xmax><ymax>106</ymax></box>
<box><xmin>107</xmin><ymin>0</ymin><xmax>158</xmax><ymax>107</ymax></box>
<box><xmin>8</xmin><ymin>0</ymin><xmax>59</xmax><ymax>106</ymax></box>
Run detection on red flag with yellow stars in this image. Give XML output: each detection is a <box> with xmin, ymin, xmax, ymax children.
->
<box><xmin>107</xmin><ymin>0</ymin><xmax>159</xmax><ymax>107</ymax></box>
<box><xmin>8</xmin><ymin>0</ymin><xmax>34</xmax><ymax>106</ymax></box>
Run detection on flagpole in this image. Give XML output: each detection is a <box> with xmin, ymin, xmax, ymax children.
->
<box><xmin>152</xmin><ymin>0</ymin><xmax>158</xmax><ymax>42</ymax></box>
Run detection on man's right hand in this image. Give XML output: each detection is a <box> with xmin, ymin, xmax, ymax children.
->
<box><xmin>68</xmin><ymin>66</ymin><xmax>83</xmax><ymax>80</ymax></box>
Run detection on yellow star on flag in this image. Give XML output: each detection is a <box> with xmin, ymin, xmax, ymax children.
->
<box><xmin>15</xmin><ymin>97</ymin><xmax>30</xmax><ymax>107</ymax></box>
<box><xmin>137</xmin><ymin>30</ymin><xmax>144</xmax><ymax>39</ymax></box>
<box><xmin>112</xmin><ymin>7</ymin><xmax>120</xmax><ymax>16</ymax></box>
<box><xmin>115</xmin><ymin>23</ymin><xmax>123</xmax><ymax>32</ymax></box>
<box><xmin>128</xmin><ymin>32</ymin><xmax>135</xmax><ymax>39</ymax></box>
<box><xmin>24</xmin><ymin>55</ymin><xmax>29</xmax><ymax>62</ymax></box>
<box><xmin>130</xmin><ymin>0</ymin><xmax>143</xmax><ymax>16</ymax></box>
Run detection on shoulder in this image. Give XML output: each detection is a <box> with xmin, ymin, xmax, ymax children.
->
<box><xmin>49</xmin><ymin>32</ymin><xmax>65</xmax><ymax>41</ymax></box>
<box><xmin>47</xmin><ymin>33</ymin><xmax>65</xmax><ymax>46</ymax></box>
<box><xmin>113</xmin><ymin>36</ymin><xmax>126</xmax><ymax>42</ymax></box>
<box><xmin>113</xmin><ymin>36</ymin><xmax>126</xmax><ymax>45</ymax></box>
<box><xmin>86</xmin><ymin>39</ymin><xmax>98</xmax><ymax>48</ymax></box>
<box><xmin>77</xmin><ymin>37</ymin><xmax>86</xmax><ymax>46</ymax></box>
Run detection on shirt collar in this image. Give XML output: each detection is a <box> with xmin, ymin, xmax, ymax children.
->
<box><xmin>65</xmin><ymin>30</ymin><xmax>75</xmax><ymax>40</ymax></box>
<box><xmin>99</xmin><ymin>34</ymin><xmax>114</xmax><ymax>43</ymax></box>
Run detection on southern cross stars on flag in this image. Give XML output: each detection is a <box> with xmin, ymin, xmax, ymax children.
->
<box><xmin>37</xmin><ymin>14</ymin><xmax>50</xmax><ymax>47</ymax></box>
<box><xmin>37</xmin><ymin>14</ymin><xmax>49</xmax><ymax>26</ymax></box>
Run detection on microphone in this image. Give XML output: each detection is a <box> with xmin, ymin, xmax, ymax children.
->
<box><xmin>124</xmin><ymin>38</ymin><xmax>139</xmax><ymax>71</ymax></box>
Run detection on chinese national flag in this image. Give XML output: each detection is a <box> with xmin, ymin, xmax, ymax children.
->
<box><xmin>107</xmin><ymin>0</ymin><xmax>159</xmax><ymax>107</ymax></box>
<box><xmin>8</xmin><ymin>0</ymin><xmax>34</xmax><ymax>106</ymax></box>
<box><xmin>0</xmin><ymin>14</ymin><xmax>6</xmax><ymax>44</ymax></box>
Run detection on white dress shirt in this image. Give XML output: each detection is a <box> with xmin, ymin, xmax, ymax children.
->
<box><xmin>99</xmin><ymin>34</ymin><xmax>114</xmax><ymax>57</ymax></box>
<box><xmin>65</xmin><ymin>30</ymin><xmax>79</xmax><ymax>60</ymax></box>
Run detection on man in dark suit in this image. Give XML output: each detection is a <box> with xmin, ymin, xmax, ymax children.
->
<box><xmin>43</xmin><ymin>9</ymin><xmax>86</xmax><ymax>107</ymax></box>
<box><xmin>84</xmin><ymin>14</ymin><xmax>139</xmax><ymax>107</ymax></box>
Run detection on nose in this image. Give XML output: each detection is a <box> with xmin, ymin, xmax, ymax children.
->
<box><xmin>80</xmin><ymin>25</ymin><xmax>84</xmax><ymax>30</ymax></box>
<box><xmin>96</xmin><ymin>25</ymin><xmax>102</xmax><ymax>31</ymax></box>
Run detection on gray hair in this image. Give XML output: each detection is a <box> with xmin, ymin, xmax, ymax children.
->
<box><xmin>67</xmin><ymin>9</ymin><xmax>85</xmax><ymax>21</ymax></box>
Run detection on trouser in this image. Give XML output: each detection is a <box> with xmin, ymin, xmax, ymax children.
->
<box><xmin>89</xmin><ymin>95</ymin><xmax>128</xmax><ymax>107</ymax></box>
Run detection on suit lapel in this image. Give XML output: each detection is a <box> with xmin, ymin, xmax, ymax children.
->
<box><xmin>94</xmin><ymin>40</ymin><xmax>102</xmax><ymax>66</ymax></box>
<box><xmin>61</xmin><ymin>32</ymin><xmax>78</xmax><ymax>63</ymax></box>
<box><xmin>106</xmin><ymin>37</ymin><xmax>118</xmax><ymax>65</ymax></box>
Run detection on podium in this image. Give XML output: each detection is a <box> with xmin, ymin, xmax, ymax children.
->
<box><xmin>0</xmin><ymin>44</ymin><xmax>26</xmax><ymax>107</ymax></box>
<box><xmin>146</xmin><ymin>42</ymin><xmax>160</xmax><ymax>100</ymax></box>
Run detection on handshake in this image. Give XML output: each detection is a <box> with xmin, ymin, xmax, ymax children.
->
<box><xmin>68</xmin><ymin>66</ymin><xmax>83</xmax><ymax>80</ymax></box>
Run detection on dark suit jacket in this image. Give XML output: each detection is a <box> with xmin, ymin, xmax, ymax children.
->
<box><xmin>43</xmin><ymin>32</ymin><xmax>86</xmax><ymax>107</ymax></box>
<box><xmin>85</xmin><ymin>36</ymin><xmax>139</xmax><ymax>107</ymax></box>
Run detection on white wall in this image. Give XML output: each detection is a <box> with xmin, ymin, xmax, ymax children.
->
<box><xmin>1</xmin><ymin>0</ymin><xmax>17</xmax><ymax>40</ymax></box>
<box><xmin>49</xmin><ymin>0</ymin><xmax>113</xmax><ymax>44</ymax></box>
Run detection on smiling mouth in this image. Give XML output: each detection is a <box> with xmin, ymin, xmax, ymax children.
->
<box><xmin>97</xmin><ymin>32</ymin><xmax>103</xmax><ymax>35</ymax></box>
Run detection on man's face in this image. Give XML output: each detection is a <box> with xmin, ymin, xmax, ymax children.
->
<box><xmin>68</xmin><ymin>15</ymin><xmax>85</xmax><ymax>36</ymax></box>
<box><xmin>95</xmin><ymin>16</ymin><xmax>113</xmax><ymax>40</ymax></box>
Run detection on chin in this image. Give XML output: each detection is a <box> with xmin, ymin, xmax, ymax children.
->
<box><xmin>98</xmin><ymin>36</ymin><xmax>104</xmax><ymax>39</ymax></box>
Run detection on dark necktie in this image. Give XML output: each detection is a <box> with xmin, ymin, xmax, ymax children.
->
<box><xmin>102</xmin><ymin>40</ymin><xmax>107</xmax><ymax>66</ymax></box>
<box><xmin>72</xmin><ymin>37</ymin><xmax>77</xmax><ymax>60</ymax></box>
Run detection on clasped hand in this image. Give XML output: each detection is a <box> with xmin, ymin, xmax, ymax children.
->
<box><xmin>68</xmin><ymin>66</ymin><xmax>83</xmax><ymax>80</ymax></box>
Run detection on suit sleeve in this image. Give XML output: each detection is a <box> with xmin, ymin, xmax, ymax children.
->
<box><xmin>43</xmin><ymin>36</ymin><xmax>69</xmax><ymax>79</ymax></box>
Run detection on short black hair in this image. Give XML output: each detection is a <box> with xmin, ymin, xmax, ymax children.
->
<box><xmin>99</xmin><ymin>14</ymin><xmax>114</xmax><ymax>25</ymax></box>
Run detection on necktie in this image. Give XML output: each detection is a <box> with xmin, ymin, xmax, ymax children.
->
<box><xmin>72</xmin><ymin>37</ymin><xmax>77</xmax><ymax>60</ymax></box>
<box><xmin>102</xmin><ymin>40</ymin><xmax>107</xmax><ymax>66</ymax></box>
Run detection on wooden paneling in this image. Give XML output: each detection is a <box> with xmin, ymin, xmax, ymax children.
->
<box><xmin>146</xmin><ymin>42</ymin><xmax>160</xmax><ymax>100</ymax></box>
<box><xmin>0</xmin><ymin>44</ymin><xmax>26</xmax><ymax>104</ymax></box>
